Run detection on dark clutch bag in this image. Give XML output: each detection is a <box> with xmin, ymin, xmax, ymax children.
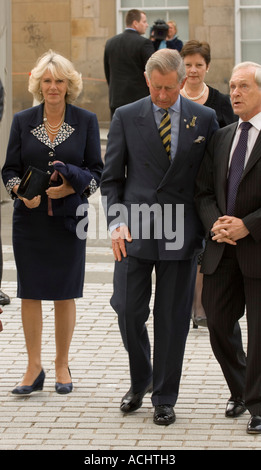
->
<box><xmin>17</xmin><ymin>166</ymin><xmax>51</xmax><ymax>200</ymax></box>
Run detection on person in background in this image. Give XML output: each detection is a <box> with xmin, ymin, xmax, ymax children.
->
<box><xmin>0</xmin><ymin>78</ymin><xmax>11</xmax><ymax>310</ymax></box>
<box><xmin>101</xmin><ymin>49</ymin><xmax>218</xmax><ymax>426</ymax></box>
<box><xmin>2</xmin><ymin>50</ymin><xmax>103</xmax><ymax>395</ymax></box>
<box><xmin>180</xmin><ymin>40</ymin><xmax>237</xmax><ymax>328</ymax></box>
<box><xmin>151</xmin><ymin>20</ymin><xmax>183</xmax><ymax>52</ymax></box>
<box><xmin>104</xmin><ymin>9</ymin><xmax>154</xmax><ymax>118</ymax></box>
<box><xmin>166</xmin><ymin>21</ymin><xmax>183</xmax><ymax>51</ymax></box>
<box><xmin>195</xmin><ymin>61</ymin><xmax>261</xmax><ymax>434</ymax></box>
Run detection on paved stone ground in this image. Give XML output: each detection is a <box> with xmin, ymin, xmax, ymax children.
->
<box><xmin>0</xmin><ymin>189</ymin><xmax>259</xmax><ymax>456</ymax></box>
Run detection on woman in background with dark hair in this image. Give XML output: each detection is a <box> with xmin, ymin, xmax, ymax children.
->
<box><xmin>180</xmin><ymin>40</ymin><xmax>236</xmax><ymax>127</ymax></box>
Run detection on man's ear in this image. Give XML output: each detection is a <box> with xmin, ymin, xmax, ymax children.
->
<box><xmin>180</xmin><ymin>76</ymin><xmax>187</xmax><ymax>90</ymax></box>
<box><xmin>132</xmin><ymin>20</ymin><xmax>138</xmax><ymax>31</ymax></box>
<box><xmin>144</xmin><ymin>72</ymin><xmax>150</xmax><ymax>87</ymax></box>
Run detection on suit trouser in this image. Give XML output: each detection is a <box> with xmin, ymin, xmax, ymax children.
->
<box><xmin>202</xmin><ymin>245</ymin><xmax>261</xmax><ymax>416</ymax></box>
<box><xmin>111</xmin><ymin>255</ymin><xmax>197</xmax><ymax>406</ymax></box>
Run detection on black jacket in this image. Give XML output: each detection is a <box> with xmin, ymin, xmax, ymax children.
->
<box><xmin>104</xmin><ymin>29</ymin><xmax>154</xmax><ymax>110</ymax></box>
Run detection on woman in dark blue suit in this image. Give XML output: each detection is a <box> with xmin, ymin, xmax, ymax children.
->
<box><xmin>2</xmin><ymin>50</ymin><xmax>103</xmax><ymax>395</ymax></box>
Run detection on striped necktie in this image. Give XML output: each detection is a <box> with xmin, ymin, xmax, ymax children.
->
<box><xmin>226</xmin><ymin>121</ymin><xmax>252</xmax><ymax>215</ymax></box>
<box><xmin>159</xmin><ymin>109</ymin><xmax>171</xmax><ymax>160</ymax></box>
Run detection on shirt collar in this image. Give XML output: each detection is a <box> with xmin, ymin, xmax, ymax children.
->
<box><xmin>152</xmin><ymin>95</ymin><xmax>181</xmax><ymax>114</ymax></box>
<box><xmin>238</xmin><ymin>112</ymin><xmax>261</xmax><ymax>132</ymax></box>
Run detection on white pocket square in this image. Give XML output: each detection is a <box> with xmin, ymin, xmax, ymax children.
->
<box><xmin>193</xmin><ymin>136</ymin><xmax>205</xmax><ymax>143</ymax></box>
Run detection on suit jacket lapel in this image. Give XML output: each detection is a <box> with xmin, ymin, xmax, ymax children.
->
<box><xmin>243</xmin><ymin>130</ymin><xmax>261</xmax><ymax>177</ymax></box>
<box><xmin>29</xmin><ymin>103</ymin><xmax>76</xmax><ymax>149</ymax></box>
<box><xmin>29</xmin><ymin>103</ymin><xmax>44</xmax><ymax>127</ymax></box>
<box><xmin>134</xmin><ymin>96</ymin><xmax>201</xmax><ymax>185</ymax></box>
<box><xmin>174</xmin><ymin>97</ymin><xmax>199</xmax><ymax>165</ymax></box>
<box><xmin>159</xmin><ymin>97</ymin><xmax>204</xmax><ymax>187</ymax></box>
<box><xmin>215</xmin><ymin>125</ymin><xmax>261</xmax><ymax>213</ymax></box>
<box><xmin>133</xmin><ymin>97</ymin><xmax>171</xmax><ymax>173</ymax></box>
<box><xmin>216</xmin><ymin>123</ymin><xmax>237</xmax><ymax>213</ymax></box>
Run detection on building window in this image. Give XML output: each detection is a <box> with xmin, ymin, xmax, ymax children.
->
<box><xmin>116</xmin><ymin>0</ymin><xmax>189</xmax><ymax>43</ymax></box>
<box><xmin>235</xmin><ymin>0</ymin><xmax>261</xmax><ymax>63</ymax></box>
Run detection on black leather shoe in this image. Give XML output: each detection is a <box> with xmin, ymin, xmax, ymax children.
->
<box><xmin>153</xmin><ymin>405</ymin><xmax>176</xmax><ymax>425</ymax></box>
<box><xmin>12</xmin><ymin>369</ymin><xmax>45</xmax><ymax>395</ymax></box>
<box><xmin>247</xmin><ymin>415</ymin><xmax>261</xmax><ymax>434</ymax></box>
<box><xmin>0</xmin><ymin>290</ymin><xmax>10</xmax><ymax>306</ymax></box>
<box><xmin>225</xmin><ymin>397</ymin><xmax>246</xmax><ymax>417</ymax></box>
<box><xmin>120</xmin><ymin>382</ymin><xmax>153</xmax><ymax>413</ymax></box>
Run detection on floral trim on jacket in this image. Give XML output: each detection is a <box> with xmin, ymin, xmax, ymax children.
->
<box><xmin>30</xmin><ymin>122</ymin><xmax>75</xmax><ymax>149</ymax></box>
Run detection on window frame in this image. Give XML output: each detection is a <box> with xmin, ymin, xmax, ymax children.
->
<box><xmin>235</xmin><ymin>0</ymin><xmax>261</xmax><ymax>63</ymax></box>
<box><xmin>116</xmin><ymin>0</ymin><xmax>189</xmax><ymax>35</ymax></box>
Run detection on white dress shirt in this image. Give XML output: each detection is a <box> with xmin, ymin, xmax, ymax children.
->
<box><xmin>229</xmin><ymin>112</ymin><xmax>261</xmax><ymax>168</ymax></box>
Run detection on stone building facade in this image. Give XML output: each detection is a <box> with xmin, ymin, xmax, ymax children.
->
<box><xmin>11</xmin><ymin>0</ymin><xmax>235</xmax><ymax>126</ymax></box>
<box><xmin>12</xmin><ymin>0</ymin><xmax>115</xmax><ymax>125</ymax></box>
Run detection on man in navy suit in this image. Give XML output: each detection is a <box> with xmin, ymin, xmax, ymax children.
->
<box><xmin>104</xmin><ymin>9</ymin><xmax>154</xmax><ymax>118</ymax></box>
<box><xmin>195</xmin><ymin>61</ymin><xmax>261</xmax><ymax>434</ymax></box>
<box><xmin>101</xmin><ymin>49</ymin><xmax>218</xmax><ymax>425</ymax></box>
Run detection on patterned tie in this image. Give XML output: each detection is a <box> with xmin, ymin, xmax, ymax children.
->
<box><xmin>226</xmin><ymin>121</ymin><xmax>252</xmax><ymax>215</ymax></box>
<box><xmin>159</xmin><ymin>109</ymin><xmax>171</xmax><ymax>160</ymax></box>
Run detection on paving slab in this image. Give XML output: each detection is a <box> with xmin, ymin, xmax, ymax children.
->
<box><xmin>0</xmin><ymin>191</ymin><xmax>259</xmax><ymax>459</ymax></box>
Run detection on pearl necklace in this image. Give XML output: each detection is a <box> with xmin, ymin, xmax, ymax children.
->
<box><xmin>183</xmin><ymin>82</ymin><xmax>207</xmax><ymax>101</ymax></box>
<box><xmin>43</xmin><ymin>108</ymin><xmax>65</xmax><ymax>136</ymax></box>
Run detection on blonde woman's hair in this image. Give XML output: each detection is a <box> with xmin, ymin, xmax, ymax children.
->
<box><xmin>28</xmin><ymin>50</ymin><xmax>83</xmax><ymax>103</ymax></box>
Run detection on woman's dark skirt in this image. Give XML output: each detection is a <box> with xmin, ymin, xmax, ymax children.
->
<box><xmin>13</xmin><ymin>208</ymin><xmax>86</xmax><ymax>300</ymax></box>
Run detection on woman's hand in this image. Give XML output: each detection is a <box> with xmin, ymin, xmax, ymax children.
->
<box><xmin>22</xmin><ymin>195</ymin><xmax>41</xmax><ymax>209</ymax></box>
<box><xmin>12</xmin><ymin>185</ymin><xmax>41</xmax><ymax>209</ymax></box>
<box><xmin>46</xmin><ymin>173</ymin><xmax>75</xmax><ymax>199</ymax></box>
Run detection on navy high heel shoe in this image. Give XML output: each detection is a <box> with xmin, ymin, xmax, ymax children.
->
<box><xmin>12</xmin><ymin>369</ymin><xmax>45</xmax><ymax>395</ymax></box>
<box><xmin>55</xmin><ymin>368</ymin><xmax>73</xmax><ymax>394</ymax></box>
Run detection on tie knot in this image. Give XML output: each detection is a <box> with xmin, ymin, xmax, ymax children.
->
<box><xmin>160</xmin><ymin>108</ymin><xmax>169</xmax><ymax>115</ymax></box>
<box><xmin>240</xmin><ymin>121</ymin><xmax>252</xmax><ymax>131</ymax></box>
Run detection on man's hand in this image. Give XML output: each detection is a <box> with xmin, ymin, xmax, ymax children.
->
<box><xmin>111</xmin><ymin>225</ymin><xmax>132</xmax><ymax>261</ymax></box>
<box><xmin>211</xmin><ymin>216</ymin><xmax>250</xmax><ymax>245</ymax></box>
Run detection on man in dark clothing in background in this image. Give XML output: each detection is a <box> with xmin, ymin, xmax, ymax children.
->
<box><xmin>104</xmin><ymin>9</ymin><xmax>154</xmax><ymax>118</ymax></box>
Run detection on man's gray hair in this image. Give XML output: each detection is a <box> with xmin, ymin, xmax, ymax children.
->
<box><xmin>232</xmin><ymin>61</ymin><xmax>261</xmax><ymax>88</ymax></box>
<box><xmin>145</xmin><ymin>49</ymin><xmax>186</xmax><ymax>84</ymax></box>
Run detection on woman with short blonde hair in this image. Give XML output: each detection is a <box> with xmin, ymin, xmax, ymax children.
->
<box><xmin>2</xmin><ymin>50</ymin><xmax>103</xmax><ymax>395</ymax></box>
<box><xmin>29</xmin><ymin>49</ymin><xmax>83</xmax><ymax>104</ymax></box>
